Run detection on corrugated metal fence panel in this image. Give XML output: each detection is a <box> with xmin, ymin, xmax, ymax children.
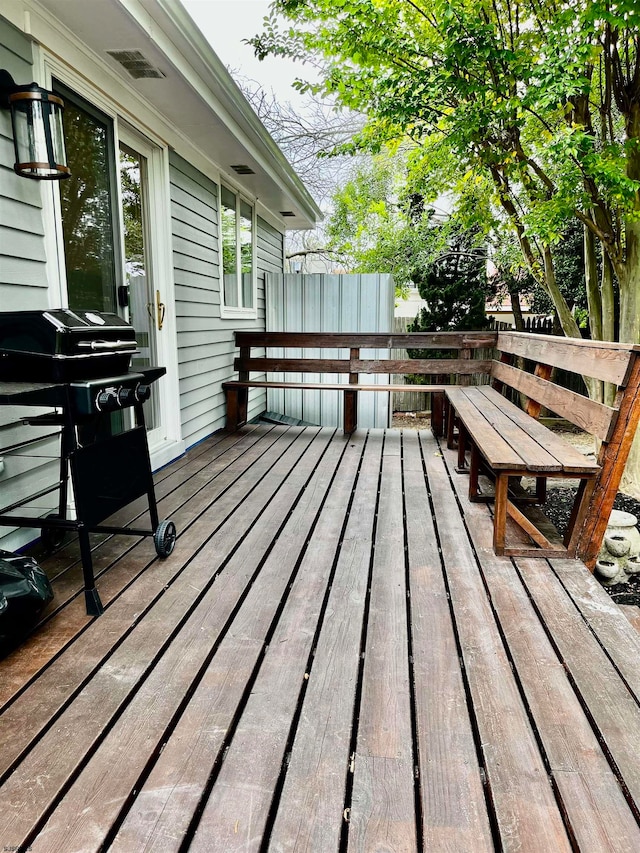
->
<box><xmin>266</xmin><ymin>273</ymin><xmax>395</xmax><ymax>428</ymax></box>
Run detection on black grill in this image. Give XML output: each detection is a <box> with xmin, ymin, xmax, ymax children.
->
<box><xmin>0</xmin><ymin>309</ymin><xmax>137</xmax><ymax>381</ymax></box>
<box><xmin>0</xmin><ymin>309</ymin><xmax>176</xmax><ymax>617</ymax></box>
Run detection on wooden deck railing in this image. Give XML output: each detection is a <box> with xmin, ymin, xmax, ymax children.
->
<box><xmin>224</xmin><ymin>331</ymin><xmax>497</xmax><ymax>434</ymax></box>
<box><xmin>223</xmin><ymin>330</ymin><xmax>640</xmax><ymax>567</ymax></box>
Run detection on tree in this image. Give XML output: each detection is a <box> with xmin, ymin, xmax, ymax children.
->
<box><xmin>238</xmin><ymin>77</ymin><xmax>367</xmax><ymax>270</ymax></box>
<box><xmin>252</xmin><ymin>0</ymin><xmax>639</xmax><ymax>337</ymax></box>
<box><xmin>410</xmin><ymin>226</ymin><xmax>491</xmax><ymax>333</ymax></box>
<box><xmin>325</xmin><ymin>148</ymin><xmax>495</xmax><ymax>304</ymax></box>
<box><xmin>252</xmin><ymin>0</ymin><xmax>640</xmax><ymax>490</ymax></box>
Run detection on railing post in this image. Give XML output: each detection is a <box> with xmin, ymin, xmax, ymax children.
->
<box><xmin>344</xmin><ymin>347</ymin><xmax>359</xmax><ymax>433</ymax></box>
<box><xmin>525</xmin><ymin>363</ymin><xmax>552</xmax><ymax>418</ymax></box>
<box><xmin>459</xmin><ymin>347</ymin><xmax>472</xmax><ymax>387</ymax></box>
<box><xmin>577</xmin><ymin>353</ymin><xmax>640</xmax><ymax>566</ymax></box>
<box><xmin>238</xmin><ymin>345</ymin><xmax>251</xmax><ymax>381</ymax></box>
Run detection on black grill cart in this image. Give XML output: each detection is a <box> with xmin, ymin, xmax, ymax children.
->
<box><xmin>0</xmin><ymin>310</ymin><xmax>176</xmax><ymax>616</ymax></box>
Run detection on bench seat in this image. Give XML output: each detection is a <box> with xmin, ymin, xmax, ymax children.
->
<box><xmin>445</xmin><ymin>386</ymin><xmax>600</xmax><ymax>558</ymax></box>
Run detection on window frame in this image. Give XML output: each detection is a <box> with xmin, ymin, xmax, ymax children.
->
<box><xmin>219</xmin><ymin>183</ymin><xmax>258</xmax><ymax>319</ymax></box>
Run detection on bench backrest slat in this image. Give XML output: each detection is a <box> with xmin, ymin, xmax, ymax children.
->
<box><xmin>352</xmin><ymin>358</ymin><xmax>491</xmax><ymax>375</ymax></box>
<box><xmin>235</xmin><ymin>357</ymin><xmax>352</xmax><ymax>374</ymax></box>
<box><xmin>497</xmin><ymin>331</ymin><xmax>638</xmax><ymax>385</ymax></box>
<box><xmin>235</xmin><ymin>355</ymin><xmax>492</xmax><ymax>377</ymax></box>
<box><xmin>235</xmin><ymin>331</ymin><xmax>498</xmax><ymax>350</ymax></box>
<box><xmin>491</xmin><ymin>360</ymin><xmax>615</xmax><ymax>440</ymax></box>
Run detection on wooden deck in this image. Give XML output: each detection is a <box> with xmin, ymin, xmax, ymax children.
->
<box><xmin>2</xmin><ymin>423</ymin><xmax>640</xmax><ymax>852</ymax></box>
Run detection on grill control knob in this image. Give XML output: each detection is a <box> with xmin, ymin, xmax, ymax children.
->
<box><xmin>117</xmin><ymin>386</ymin><xmax>137</xmax><ymax>407</ymax></box>
<box><xmin>95</xmin><ymin>387</ymin><xmax>119</xmax><ymax>411</ymax></box>
<box><xmin>135</xmin><ymin>384</ymin><xmax>151</xmax><ymax>402</ymax></box>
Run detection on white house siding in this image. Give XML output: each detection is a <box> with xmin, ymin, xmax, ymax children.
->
<box><xmin>170</xmin><ymin>152</ymin><xmax>283</xmax><ymax>448</ymax></box>
<box><xmin>0</xmin><ymin>18</ymin><xmax>60</xmax><ymax>552</ymax></box>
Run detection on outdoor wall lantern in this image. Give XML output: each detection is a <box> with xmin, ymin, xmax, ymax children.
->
<box><xmin>0</xmin><ymin>70</ymin><xmax>70</xmax><ymax>180</ymax></box>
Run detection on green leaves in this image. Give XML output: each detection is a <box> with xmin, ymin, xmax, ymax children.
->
<box><xmin>255</xmin><ymin>0</ymin><xmax>640</xmax><ymax>344</ymax></box>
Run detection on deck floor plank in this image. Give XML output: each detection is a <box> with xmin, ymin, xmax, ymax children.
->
<box><xmin>0</xmin><ymin>428</ymin><xmax>328</xmax><ymax>847</ymax></box>
<box><xmin>108</xmin><ymin>432</ymin><xmax>357</xmax><ymax>853</ymax></box>
<box><xmin>0</xmin><ymin>428</ymin><xmax>325</xmax><ymax>773</ymax></box>
<box><xmin>516</xmin><ymin>557</ymin><xmax>640</xmax><ymax>813</ymax></box>
<box><xmin>189</xmin><ymin>431</ymin><xmax>374</xmax><ymax>853</ymax></box>
<box><xmin>266</xmin><ymin>432</ymin><xmax>385</xmax><ymax>853</ymax></box>
<box><xmin>0</xmin><ymin>425</ymin><xmax>291</xmax><ymax>705</ymax></box>
<box><xmin>1</xmin><ymin>424</ymin><xmax>640</xmax><ymax>852</ymax></box>
<box><xmin>423</xmin><ymin>431</ymin><xmax>573</xmax><ymax>852</ymax></box>
<box><xmin>403</xmin><ymin>432</ymin><xmax>494</xmax><ymax>851</ymax></box>
<box><xmin>33</xmin><ymin>429</ymin><xmax>346</xmax><ymax>853</ymax></box>
<box><xmin>439</xmin><ymin>439</ymin><xmax>640</xmax><ymax>850</ymax></box>
<box><xmin>348</xmin><ymin>431</ymin><xmax>417</xmax><ymax>852</ymax></box>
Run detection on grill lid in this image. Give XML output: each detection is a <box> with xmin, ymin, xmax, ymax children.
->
<box><xmin>0</xmin><ymin>310</ymin><xmax>138</xmax><ymax>382</ymax></box>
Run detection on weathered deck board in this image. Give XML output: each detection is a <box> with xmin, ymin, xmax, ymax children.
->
<box><xmin>440</xmin><ymin>438</ymin><xmax>640</xmax><ymax>850</ymax></box>
<box><xmin>348</xmin><ymin>432</ymin><xmax>417</xmax><ymax>852</ymax></box>
<box><xmin>403</xmin><ymin>433</ymin><xmax>494</xmax><ymax>851</ymax></box>
<box><xmin>1</xmin><ymin>423</ymin><xmax>640</xmax><ymax>852</ymax></box>
<box><xmin>426</xmin><ymin>435</ymin><xmax>574</xmax><ymax>852</ymax></box>
<box><xmin>188</xmin><ymin>432</ymin><xmax>370</xmax><ymax>852</ymax></box>
<box><xmin>267</xmin><ymin>433</ymin><xmax>383</xmax><ymax>852</ymax></box>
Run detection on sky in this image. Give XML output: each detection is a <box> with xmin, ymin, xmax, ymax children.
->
<box><xmin>181</xmin><ymin>0</ymin><xmax>307</xmax><ymax>101</ymax></box>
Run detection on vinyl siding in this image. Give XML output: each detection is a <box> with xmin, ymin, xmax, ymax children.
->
<box><xmin>170</xmin><ymin>152</ymin><xmax>283</xmax><ymax>448</ymax></box>
<box><xmin>0</xmin><ymin>21</ymin><xmax>48</xmax><ymax>301</ymax></box>
<box><xmin>0</xmin><ymin>19</ymin><xmax>59</xmax><ymax>552</ymax></box>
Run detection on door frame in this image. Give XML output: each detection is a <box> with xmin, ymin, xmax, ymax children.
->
<box><xmin>41</xmin><ymin>56</ymin><xmax>184</xmax><ymax>469</ymax></box>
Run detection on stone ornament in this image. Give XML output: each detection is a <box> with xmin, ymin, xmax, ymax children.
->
<box><xmin>595</xmin><ymin>510</ymin><xmax>640</xmax><ymax>585</ymax></box>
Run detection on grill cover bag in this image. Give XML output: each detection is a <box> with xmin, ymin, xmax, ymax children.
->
<box><xmin>0</xmin><ymin>550</ymin><xmax>54</xmax><ymax>655</ymax></box>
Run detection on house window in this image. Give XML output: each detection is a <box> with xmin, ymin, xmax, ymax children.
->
<box><xmin>221</xmin><ymin>185</ymin><xmax>255</xmax><ymax>312</ymax></box>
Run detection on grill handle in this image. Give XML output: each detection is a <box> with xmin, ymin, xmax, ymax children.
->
<box><xmin>77</xmin><ymin>340</ymin><xmax>137</xmax><ymax>352</ymax></box>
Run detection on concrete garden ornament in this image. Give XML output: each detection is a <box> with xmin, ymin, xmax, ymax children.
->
<box><xmin>594</xmin><ymin>510</ymin><xmax>640</xmax><ymax>585</ymax></box>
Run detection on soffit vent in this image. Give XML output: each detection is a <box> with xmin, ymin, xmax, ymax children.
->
<box><xmin>106</xmin><ymin>50</ymin><xmax>166</xmax><ymax>79</ymax></box>
<box><xmin>280</xmin><ymin>211</ymin><xmax>296</xmax><ymax>217</ymax></box>
<box><xmin>231</xmin><ymin>164</ymin><xmax>256</xmax><ymax>175</ymax></box>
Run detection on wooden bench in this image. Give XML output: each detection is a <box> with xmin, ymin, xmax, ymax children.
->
<box><xmin>444</xmin><ymin>332</ymin><xmax>640</xmax><ymax>564</ymax></box>
<box><xmin>223</xmin><ymin>331</ymin><xmax>496</xmax><ymax>435</ymax></box>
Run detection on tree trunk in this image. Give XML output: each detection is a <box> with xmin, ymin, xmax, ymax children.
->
<box><xmin>509</xmin><ymin>289</ymin><xmax>525</xmax><ymax>331</ymax></box>
<box><xmin>584</xmin><ymin>224</ymin><xmax>602</xmax><ymax>340</ymax></box>
<box><xmin>617</xmin><ymin>216</ymin><xmax>640</xmax><ymax>497</ymax></box>
<box><xmin>543</xmin><ymin>246</ymin><xmax>582</xmax><ymax>339</ymax></box>
<box><xmin>619</xmin><ymin>219</ymin><xmax>640</xmax><ymax>344</ymax></box>
<box><xmin>601</xmin><ymin>251</ymin><xmax>616</xmax><ymax>405</ymax></box>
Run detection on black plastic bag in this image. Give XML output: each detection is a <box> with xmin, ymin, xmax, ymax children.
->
<box><xmin>0</xmin><ymin>549</ymin><xmax>54</xmax><ymax>655</ymax></box>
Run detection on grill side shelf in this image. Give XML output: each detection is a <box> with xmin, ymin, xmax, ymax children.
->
<box><xmin>0</xmin><ymin>381</ymin><xmax>66</xmax><ymax>407</ymax></box>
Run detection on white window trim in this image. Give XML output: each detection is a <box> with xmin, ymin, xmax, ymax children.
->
<box><xmin>219</xmin><ymin>184</ymin><xmax>258</xmax><ymax>320</ymax></box>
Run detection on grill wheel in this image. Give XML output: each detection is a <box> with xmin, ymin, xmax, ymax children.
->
<box><xmin>154</xmin><ymin>519</ymin><xmax>177</xmax><ymax>558</ymax></box>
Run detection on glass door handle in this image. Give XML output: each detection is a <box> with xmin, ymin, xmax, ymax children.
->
<box><xmin>156</xmin><ymin>290</ymin><xmax>166</xmax><ymax>331</ymax></box>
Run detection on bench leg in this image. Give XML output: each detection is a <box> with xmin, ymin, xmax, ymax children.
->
<box><xmin>457</xmin><ymin>424</ymin><xmax>468</xmax><ymax>472</ymax></box>
<box><xmin>225</xmin><ymin>387</ymin><xmax>248</xmax><ymax>432</ymax></box>
<box><xmin>565</xmin><ymin>478</ymin><xmax>597</xmax><ymax>558</ymax></box>
<box><xmin>225</xmin><ymin>388</ymin><xmax>239</xmax><ymax>431</ymax></box>
<box><xmin>431</xmin><ymin>391</ymin><xmax>445</xmax><ymax>437</ymax></box>
<box><xmin>446</xmin><ymin>404</ymin><xmax>456</xmax><ymax>449</ymax></box>
<box><xmin>493</xmin><ymin>473</ymin><xmax>509</xmax><ymax>555</ymax></box>
<box><xmin>344</xmin><ymin>389</ymin><xmax>358</xmax><ymax>434</ymax></box>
